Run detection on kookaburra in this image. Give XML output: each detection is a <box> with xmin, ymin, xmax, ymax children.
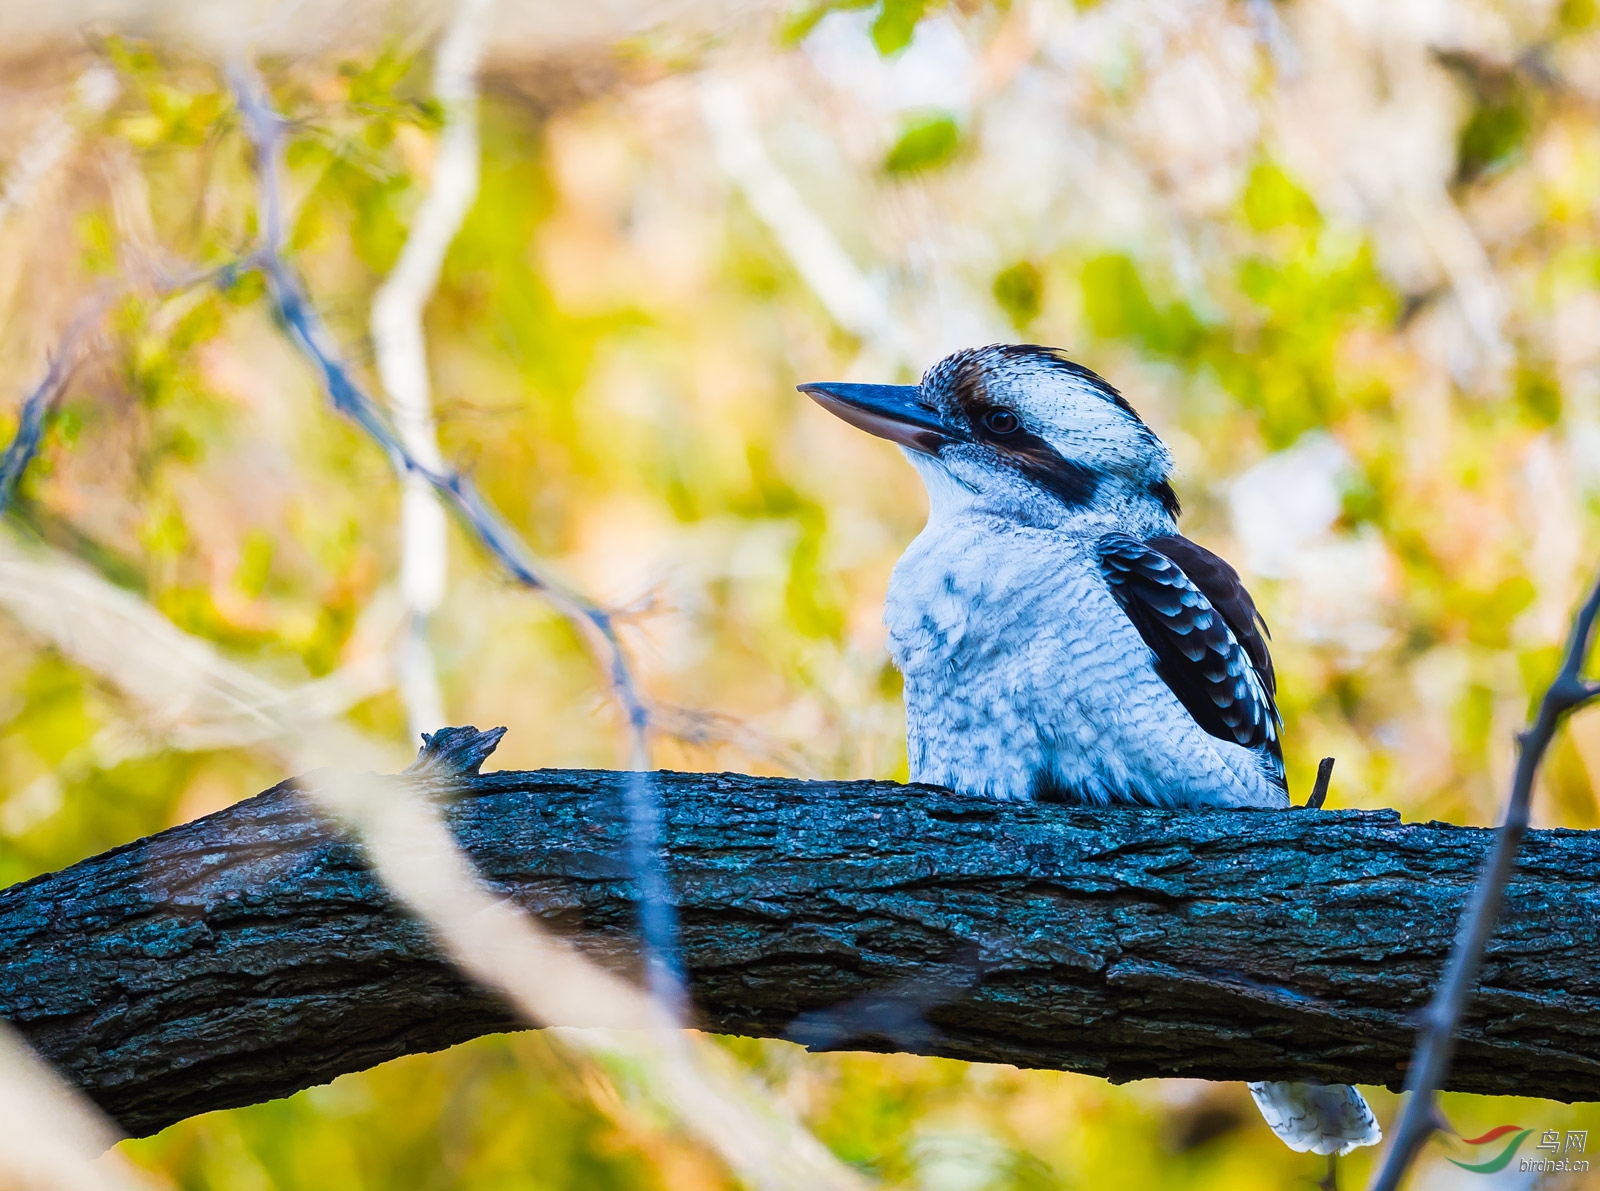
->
<box><xmin>800</xmin><ymin>343</ymin><xmax>1381</xmax><ymax>1157</ymax></box>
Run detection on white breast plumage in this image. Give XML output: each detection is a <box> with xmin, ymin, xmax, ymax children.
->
<box><xmin>887</xmin><ymin>511</ymin><xmax>1287</xmax><ymax>810</ymax></box>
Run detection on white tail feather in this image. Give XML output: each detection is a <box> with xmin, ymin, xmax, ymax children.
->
<box><xmin>1248</xmin><ymin>1081</ymin><xmax>1382</xmax><ymax>1156</ymax></box>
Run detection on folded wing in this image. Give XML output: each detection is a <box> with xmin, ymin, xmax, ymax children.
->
<box><xmin>1097</xmin><ymin>533</ymin><xmax>1283</xmax><ymax>774</ymax></box>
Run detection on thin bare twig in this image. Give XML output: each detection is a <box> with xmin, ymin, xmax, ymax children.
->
<box><xmin>226</xmin><ymin>60</ymin><xmax>686</xmax><ymax>1018</ymax></box>
<box><xmin>0</xmin><ymin>68</ymin><xmax>119</xmax><ymax>531</ymax></box>
<box><xmin>1369</xmin><ymin>566</ymin><xmax>1600</xmax><ymax>1191</ymax></box>
<box><xmin>0</xmin><ymin>305</ymin><xmax>100</xmax><ymax>518</ymax></box>
<box><xmin>370</xmin><ymin>0</ymin><xmax>497</xmax><ymax>743</ymax></box>
<box><xmin>1305</xmin><ymin>756</ymin><xmax>1334</xmax><ymax>809</ymax></box>
<box><xmin>0</xmin><ymin>258</ymin><xmax>247</xmax><ymax>522</ymax></box>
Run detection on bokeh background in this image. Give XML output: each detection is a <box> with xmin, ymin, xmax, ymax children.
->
<box><xmin>4</xmin><ymin>0</ymin><xmax>1600</xmax><ymax>1186</ymax></box>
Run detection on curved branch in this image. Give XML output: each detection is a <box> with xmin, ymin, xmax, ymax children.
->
<box><xmin>5</xmin><ymin>762</ymin><xmax>1599</xmax><ymax>1140</ymax></box>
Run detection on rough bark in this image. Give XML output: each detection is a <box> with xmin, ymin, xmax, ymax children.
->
<box><xmin>2</xmin><ymin>762</ymin><xmax>1597</xmax><ymax>1139</ymax></box>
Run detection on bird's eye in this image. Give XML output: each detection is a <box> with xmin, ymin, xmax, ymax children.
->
<box><xmin>981</xmin><ymin>409</ymin><xmax>1020</xmax><ymax>436</ymax></box>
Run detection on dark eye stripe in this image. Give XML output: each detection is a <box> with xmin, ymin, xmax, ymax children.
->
<box><xmin>968</xmin><ymin>407</ymin><xmax>1097</xmax><ymax>507</ymax></box>
<box><xmin>940</xmin><ymin>348</ymin><xmax>1103</xmax><ymax>509</ymax></box>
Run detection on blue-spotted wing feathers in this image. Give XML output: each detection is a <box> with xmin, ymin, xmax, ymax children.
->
<box><xmin>1097</xmin><ymin>534</ymin><xmax>1284</xmax><ymax>776</ymax></box>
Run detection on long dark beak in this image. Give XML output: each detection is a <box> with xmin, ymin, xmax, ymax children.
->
<box><xmin>797</xmin><ymin>382</ymin><xmax>951</xmax><ymax>455</ymax></box>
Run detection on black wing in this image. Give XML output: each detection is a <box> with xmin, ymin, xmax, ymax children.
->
<box><xmin>1097</xmin><ymin>533</ymin><xmax>1282</xmax><ymax>757</ymax></box>
<box><xmin>1149</xmin><ymin>532</ymin><xmax>1276</xmax><ymax>699</ymax></box>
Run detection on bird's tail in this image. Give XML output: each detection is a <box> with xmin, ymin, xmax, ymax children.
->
<box><xmin>1247</xmin><ymin>1081</ymin><xmax>1382</xmax><ymax>1156</ymax></box>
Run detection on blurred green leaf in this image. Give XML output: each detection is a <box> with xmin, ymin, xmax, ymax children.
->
<box><xmin>1561</xmin><ymin>0</ymin><xmax>1598</xmax><ymax>30</ymax></box>
<box><xmin>1436</xmin><ymin>52</ymin><xmax>1543</xmax><ymax>187</ymax></box>
<box><xmin>1080</xmin><ymin>253</ymin><xmax>1204</xmax><ymax>359</ymax></box>
<box><xmin>1457</xmin><ymin>95</ymin><xmax>1532</xmax><ymax>184</ymax></box>
<box><xmin>1241</xmin><ymin>161</ymin><xmax>1320</xmax><ymax>233</ymax></box>
<box><xmin>779</xmin><ymin>0</ymin><xmax>874</xmax><ymax>45</ymax></box>
<box><xmin>993</xmin><ymin>261</ymin><xmax>1044</xmax><ymax>329</ymax></box>
<box><xmin>1516</xmin><ymin>367</ymin><xmax>1562</xmax><ymax>427</ymax></box>
<box><xmin>884</xmin><ymin>111</ymin><xmax>962</xmax><ymax>173</ymax></box>
<box><xmin>872</xmin><ymin>0</ymin><xmax>930</xmax><ymax>54</ymax></box>
<box><xmin>778</xmin><ymin>0</ymin><xmax>940</xmax><ymax>55</ymax></box>
<box><xmin>236</xmin><ymin>530</ymin><xmax>275</xmax><ymax>599</ymax></box>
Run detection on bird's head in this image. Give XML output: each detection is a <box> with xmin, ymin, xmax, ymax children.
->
<box><xmin>800</xmin><ymin>344</ymin><xmax>1179</xmax><ymax>528</ymax></box>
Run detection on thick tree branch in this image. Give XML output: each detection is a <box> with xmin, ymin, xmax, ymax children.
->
<box><xmin>5</xmin><ymin>762</ymin><xmax>1599</xmax><ymax>1141</ymax></box>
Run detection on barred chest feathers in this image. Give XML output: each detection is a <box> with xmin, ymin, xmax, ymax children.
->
<box><xmin>885</xmin><ymin>513</ymin><xmax>1287</xmax><ymax>809</ymax></box>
